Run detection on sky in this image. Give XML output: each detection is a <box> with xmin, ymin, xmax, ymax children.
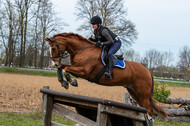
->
<box><xmin>51</xmin><ymin>0</ymin><xmax>190</xmax><ymax>64</ymax></box>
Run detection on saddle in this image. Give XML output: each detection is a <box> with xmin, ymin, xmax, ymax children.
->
<box><xmin>101</xmin><ymin>46</ymin><xmax>126</xmax><ymax>69</ymax></box>
<box><xmin>90</xmin><ymin>47</ymin><xmax>126</xmax><ymax>83</ymax></box>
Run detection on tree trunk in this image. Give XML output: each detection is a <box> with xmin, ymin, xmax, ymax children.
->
<box><xmin>40</xmin><ymin>27</ymin><xmax>46</xmax><ymax>69</ymax></box>
<box><xmin>23</xmin><ymin>0</ymin><xmax>29</xmax><ymax>66</ymax></box>
<box><xmin>34</xmin><ymin>1</ymin><xmax>41</xmax><ymax>68</ymax></box>
<box><xmin>19</xmin><ymin>10</ymin><xmax>24</xmax><ymax>67</ymax></box>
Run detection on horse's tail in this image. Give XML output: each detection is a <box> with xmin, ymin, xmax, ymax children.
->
<box><xmin>149</xmin><ymin>74</ymin><xmax>168</xmax><ymax>121</ymax></box>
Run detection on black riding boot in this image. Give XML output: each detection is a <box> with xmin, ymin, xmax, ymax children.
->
<box><xmin>104</xmin><ymin>55</ymin><xmax>114</xmax><ymax>80</ymax></box>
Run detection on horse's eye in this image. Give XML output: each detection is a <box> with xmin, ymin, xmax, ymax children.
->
<box><xmin>52</xmin><ymin>48</ymin><xmax>56</xmax><ymax>51</ymax></box>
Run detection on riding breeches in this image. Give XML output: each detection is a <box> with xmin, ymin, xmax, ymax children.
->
<box><xmin>107</xmin><ymin>38</ymin><xmax>121</xmax><ymax>57</ymax></box>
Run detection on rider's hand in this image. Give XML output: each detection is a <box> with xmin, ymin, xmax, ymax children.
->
<box><xmin>89</xmin><ymin>35</ymin><xmax>95</xmax><ymax>41</ymax></box>
<box><xmin>95</xmin><ymin>42</ymin><xmax>102</xmax><ymax>47</ymax></box>
<box><xmin>89</xmin><ymin>37</ymin><xmax>93</xmax><ymax>41</ymax></box>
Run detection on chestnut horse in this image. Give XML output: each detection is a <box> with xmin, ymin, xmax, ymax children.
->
<box><xmin>45</xmin><ymin>33</ymin><xmax>167</xmax><ymax>120</ymax></box>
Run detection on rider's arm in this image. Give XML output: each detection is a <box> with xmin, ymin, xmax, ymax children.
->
<box><xmin>101</xmin><ymin>29</ymin><xmax>114</xmax><ymax>45</ymax></box>
<box><xmin>89</xmin><ymin>36</ymin><xmax>98</xmax><ymax>42</ymax></box>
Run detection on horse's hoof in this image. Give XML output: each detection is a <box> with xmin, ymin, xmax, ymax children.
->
<box><xmin>61</xmin><ymin>80</ymin><xmax>69</xmax><ymax>89</ymax></box>
<box><xmin>70</xmin><ymin>79</ymin><xmax>78</xmax><ymax>87</ymax></box>
<box><xmin>148</xmin><ymin>119</ymin><xmax>153</xmax><ymax>126</ymax></box>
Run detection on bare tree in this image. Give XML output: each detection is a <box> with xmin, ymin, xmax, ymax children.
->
<box><xmin>38</xmin><ymin>0</ymin><xmax>66</xmax><ymax>68</ymax></box>
<box><xmin>31</xmin><ymin>0</ymin><xmax>41</xmax><ymax>68</ymax></box>
<box><xmin>177</xmin><ymin>46</ymin><xmax>190</xmax><ymax>81</ymax></box>
<box><xmin>1</xmin><ymin>0</ymin><xmax>16</xmax><ymax>66</ymax></box>
<box><xmin>141</xmin><ymin>49</ymin><xmax>174</xmax><ymax>76</ymax></box>
<box><xmin>124</xmin><ymin>48</ymin><xmax>141</xmax><ymax>62</ymax></box>
<box><xmin>75</xmin><ymin>0</ymin><xmax>137</xmax><ymax>46</ymax></box>
<box><xmin>0</xmin><ymin>0</ymin><xmax>66</xmax><ymax>68</ymax></box>
<box><xmin>141</xmin><ymin>49</ymin><xmax>161</xmax><ymax>73</ymax></box>
<box><xmin>156</xmin><ymin>51</ymin><xmax>173</xmax><ymax>77</ymax></box>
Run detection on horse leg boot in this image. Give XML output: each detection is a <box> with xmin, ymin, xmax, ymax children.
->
<box><xmin>57</xmin><ymin>69</ymin><xmax>69</xmax><ymax>89</ymax></box>
<box><xmin>64</xmin><ymin>73</ymin><xmax>78</xmax><ymax>87</ymax></box>
<box><xmin>104</xmin><ymin>55</ymin><xmax>114</xmax><ymax>80</ymax></box>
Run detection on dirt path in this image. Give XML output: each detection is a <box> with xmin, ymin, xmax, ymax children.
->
<box><xmin>0</xmin><ymin>73</ymin><xmax>189</xmax><ymax>112</ymax></box>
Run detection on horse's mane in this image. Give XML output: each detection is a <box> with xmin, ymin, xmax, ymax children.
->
<box><xmin>53</xmin><ymin>33</ymin><xmax>94</xmax><ymax>44</ymax></box>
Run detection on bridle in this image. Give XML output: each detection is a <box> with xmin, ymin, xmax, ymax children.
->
<box><xmin>50</xmin><ymin>36</ymin><xmax>94</xmax><ymax>64</ymax></box>
<box><xmin>50</xmin><ymin>37</ymin><xmax>69</xmax><ymax>63</ymax></box>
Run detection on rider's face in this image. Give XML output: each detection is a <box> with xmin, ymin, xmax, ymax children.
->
<box><xmin>92</xmin><ymin>24</ymin><xmax>98</xmax><ymax>30</ymax></box>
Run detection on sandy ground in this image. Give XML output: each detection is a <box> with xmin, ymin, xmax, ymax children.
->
<box><xmin>0</xmin><ymin>73</ymin><xmax>189</xmax><ymax>112</ymax></box>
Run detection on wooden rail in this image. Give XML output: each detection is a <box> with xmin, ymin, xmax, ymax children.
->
<box><xmin>163</xmin><ymin>97</ymin><xmax>190</xmax><ymax>122</ymax></box>
<box><xmin>40</xmin><ymin>87</ymin><xmax>149</xmax><ymax>126</ymax></box>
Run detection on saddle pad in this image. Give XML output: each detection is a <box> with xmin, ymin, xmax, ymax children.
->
<box><xmin>114</xmin><ymin>59</ymin><xmax>126</xmax><ymax>69</ymax></box>
<box><xmin>101</xmin><ymin>47</ymin><xmax>126</xmax><ymax>69</ymax></box>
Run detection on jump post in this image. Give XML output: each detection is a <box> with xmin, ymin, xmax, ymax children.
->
<box><xmin>40</xmin><ymin>86</ymin><xmax>150</xmax><ymax>126</ymax></box>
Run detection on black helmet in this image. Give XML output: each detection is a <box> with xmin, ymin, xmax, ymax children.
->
<box><xmin>90</xmin><ymin>16</ymin><xmax>102</xmax><ymax>24</ymax></box>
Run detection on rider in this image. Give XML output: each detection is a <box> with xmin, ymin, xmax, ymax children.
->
<box><xmin>89</xmin><ymin>16</ymin><xmax>121</xmax><ymax>80</ymax></box>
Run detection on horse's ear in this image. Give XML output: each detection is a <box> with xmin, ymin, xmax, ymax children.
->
<box><xmin>45</xmin><ymin>37</ymin><xmax>53</xmax><ymax>45</ymax></box>
<box><xmin>44</xmin><ymin>37</ymin><xmax>51</xmax><ymax>42</ymax></box>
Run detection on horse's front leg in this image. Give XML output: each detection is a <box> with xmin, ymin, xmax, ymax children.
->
<box><xmin>58</xmin><ymin>64</ymin><xmax>78</xmax><ymax>87</ymax></box>
<box><xmin>57</xmin><ymin>69</ymin><xmax>69</xmax><ymax>89</ymax></box>
<box><xmin>64</xmin><ymin>66</ymin><xmax>85</xmax><ymax>77</ymax></box>
<box><xmin>58</xmin><ymin>64</ymin><xmax>71</xmax><ymax>70</ymax></box>
<box><xmin>64</xmin><ymin>72</ymin><xmax>78</xmax><ymax>87</ymax></box>
<box><xmin>64</xmin><ymin>66</ymin><xmax>87</xmax><ymax>87</ymax></box>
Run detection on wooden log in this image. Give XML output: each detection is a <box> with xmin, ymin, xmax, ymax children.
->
<box><xmin>51</xmin><ymin>121</ymin><xmax>67</xmax><ymax>126</ymax></box>
<box><xmin>165</xmin><ymin>97</ymin><xmax>190</xmax><ymax>104</ymax></box>
<box><xmin>167</xmin><ymin>116</ymin><xmax>190</xmax><ymax>122</ymax></box>
<box><xmin>163</xmin><ymin>107</ymin><xmax>190</xmax><ymax>116</ymax></box>
<box><xmin>100</xmin><ymin>104</ymin><xmax>146</xmax><ymax>122</ymax></box>
<box><xmin>132</xmin><ymin>120</ymin><xmax>144</xmax><ymax>126</ymax></box>
<box><xmin>42</xmin><ymin>91</ymin><xmax>53</xmax><ymax>126</ymax></box>
<box><xmin>96</xmin><ymin>104</ymin><xmax>108</xmax><ymax>126</ymax></box>
<box><xmin>124</xmin><ymin>93</ymin><xmax>131</xmax><ymax>104</ymax></box>
<box><xmin>53</xmin><ymin>104</ymin><xmax>96</xmax><ymax>126</ymax></box>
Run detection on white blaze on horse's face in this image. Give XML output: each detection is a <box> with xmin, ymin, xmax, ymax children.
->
<box><xmin>49</xmin><ymin>46</ymin><xmax>55</xmax><ymax>66</ymax></box>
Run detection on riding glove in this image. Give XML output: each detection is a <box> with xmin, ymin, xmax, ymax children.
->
<box><xmin>95</xmin><ymin>42</ymin><xmax>103</xmax><ymax>47</ymax></box>
<box><xmin>89</xmin><ymin>37</ymin><xmax>94</xmax><ymax>41</ymax></box>
<box><xmin>89</xmin><ymin>36</ymin><xmax>97</xmax><ymax>42</ymax></box>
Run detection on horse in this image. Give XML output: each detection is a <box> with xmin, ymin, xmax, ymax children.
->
<box><xmin>45</xmin><ymin>33</ymin><xmax>167</xmax><ymax>121</ymax></box>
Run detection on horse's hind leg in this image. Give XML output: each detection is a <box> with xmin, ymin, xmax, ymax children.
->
<box><xmin>126</xmin><ymin>87</ymin><xmax>153</xmax><ymax>126</ymax></box>
<box><xmin>126</xmin><ymin>81</ymin><xmax>153</xmax><ymax>117</ymax></box>
<box><xmin>126</xmin><ymin>87</ymin><xmax>142</xmax><ymax>106</ymax></box>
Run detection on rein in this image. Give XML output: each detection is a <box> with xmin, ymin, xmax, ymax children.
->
<box><xmin>51</xmin><ymin>36</ymin><xmax>95</xmax><ymax>60</ymax></box>
<box><xmin>70</xmin><ymin>46</ymin><xmax>94</xmax><ymax>56</ymax></box>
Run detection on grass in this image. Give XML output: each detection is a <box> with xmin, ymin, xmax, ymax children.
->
<box><xmin>0</xmin><ymin>111</ymin><xmax>76</xmax><ymax>126</ymax></box>
<box><xmin>154</xmin><ymin>77</ymin><xmax>186</xmax><ymax>82</ymax></box>
<box><xmin>0</xmin><ymin>67</ymin><xmax>76</xmax><ymax>78</ymax></box>
<box><xmin>0</xmin><ymin>67</ymin><xmax>57</xmax><ymax>77</ymax></box>
<box><xmin>155</xmin><ymin>81</ymin><xmax>190</xmax><ymax>88</ymax></box>
<box><xmin>153</xmin><ymin>119</ymin><xmax>190</xmax><ymax>126</ymax></box>
<box><xmin>1</xmin><ymin>112</ymin><xmax>190</xmax><ymax>126</ymax></box>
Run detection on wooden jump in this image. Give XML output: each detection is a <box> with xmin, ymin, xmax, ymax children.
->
<box><xmin>40</xmin><ymin>87</ymin><xmax>149</xmax><ymax>126</ymax></box>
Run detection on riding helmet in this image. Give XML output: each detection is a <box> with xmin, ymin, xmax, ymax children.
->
<box><xmin>90</xmin><ymin>16</ymin><xmax>102</xmax><ymax>24</ymax></box>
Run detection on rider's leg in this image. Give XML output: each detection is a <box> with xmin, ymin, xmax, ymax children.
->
<box><xmin>104</xmin><ymin>39</ymin><xmax>121</xmax><ymax>79</ymax></box>
<box><xmin>104</xmin><ymin>55</ymin><xmax>114</xmax><ymax>79</ymax></box>
<box><xmin>108</xmin><ymin>39</ymin><xmax>121</xmax><ymax>57</ymax></box>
